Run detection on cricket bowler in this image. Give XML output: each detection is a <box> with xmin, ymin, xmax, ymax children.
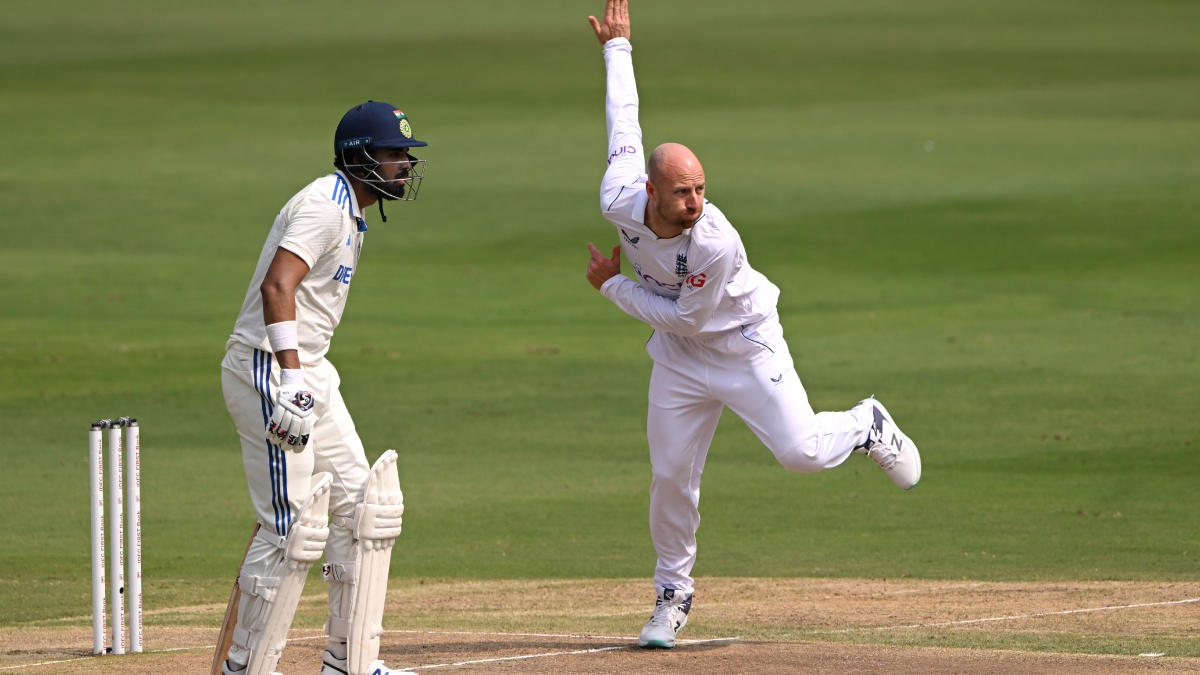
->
<box><xmin>219</xmin><ymin>102</ymin><xmax>426</xmax><ymax>675</ymax></box>
<box><xmin>584</xmin><ymin>0</ymin><xmax>922</xmax><ymax>648</ymax></box>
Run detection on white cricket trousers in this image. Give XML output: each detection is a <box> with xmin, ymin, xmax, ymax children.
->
<box><xmin>220</xmin><ymin>342</ymin><xmax>369</xmax><ymax>662</ymax></box>
<box><xmin>646</xmin><ymin>314</ymin><xmax>871</xmax><ymax>594</ymax></box>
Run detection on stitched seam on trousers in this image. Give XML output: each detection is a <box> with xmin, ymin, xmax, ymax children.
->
<box><xmin>698</xmin><ymin>343</ymin><xmax>715</xmax><ymax>399</ymax></box>
<box><xmin>739</xmin><ymin>326</ymin><xmax>774</xmax><ymax>353</ymax></box>
<box><xmin>680</xmin><ymin>420</ymin><xmax>707</xmax><ymax>591</ymax></box>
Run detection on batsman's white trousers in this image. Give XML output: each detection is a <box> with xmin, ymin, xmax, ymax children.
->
<box><xmin>646</xmin><ymin>314</ymin><xmax>871</xmax><ymax>593</ymax></box>
<box><xmin>220</xmin><ymin>342</ymin><xmax>368</xmax><ymax>656</ymax></box>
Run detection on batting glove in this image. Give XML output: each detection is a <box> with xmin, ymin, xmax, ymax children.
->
<box><xmin>269</xmin><ymin>372</ymin><xmax>317</xmax><ymax>452</ymax></box>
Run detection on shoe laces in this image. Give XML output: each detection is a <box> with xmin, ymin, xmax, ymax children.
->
<box><xmin>651</xmin><ymin>593</ymin><xmax>689</xmax><ymax>627</ymax></box>
<box><xmin>866</xmin><ymin>440</ymin><xmax>898</xmax><ymax>470</ymax></box>
<box><xmin>648</xmin><ymin>600</ymin><xmax>677</xmax><ymax>626</ymax></box>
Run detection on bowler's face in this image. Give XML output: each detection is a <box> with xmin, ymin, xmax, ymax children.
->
<box><xmin>651</xmin><ymin>170</ymin><xmax>705</xmax><ymax>228</ymax></box>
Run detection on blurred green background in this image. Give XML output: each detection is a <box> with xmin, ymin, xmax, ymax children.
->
<box><xmin>1</xmin><ymin>0</ymin><xmax>1197</xmax><ymax>625</ymax></box>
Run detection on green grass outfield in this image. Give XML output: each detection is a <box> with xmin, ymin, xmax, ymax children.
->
<box><xmin>1</xmin><ymin>0</ymin><xmax>1198</xmax><ymax>627</ymax></box>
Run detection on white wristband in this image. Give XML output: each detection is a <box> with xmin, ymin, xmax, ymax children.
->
<box><xmin>280</xmin><ymin>368</ymin><xmax>304</xmax><ymax>386</ymax></box>
<box><xmin>265</xmin><ymin>321</ymin><xmax>299</xmax><ymax>353</ymax></box>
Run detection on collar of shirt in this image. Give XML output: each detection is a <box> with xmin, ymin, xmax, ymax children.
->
<box><xmin>632</xmin><ymin>175</ymin><xmax>649</xmax><ymax>224</ymax></box>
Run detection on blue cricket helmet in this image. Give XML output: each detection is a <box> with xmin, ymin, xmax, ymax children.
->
<box><xmin>334</xmin><ymin>100</ymin><xmax>428</xmax><ymax>151</ymax></box>
<box><xmin>333</xmin><ymin>101</ymin><xmax>428</xmax><ymax>215</ymax></box>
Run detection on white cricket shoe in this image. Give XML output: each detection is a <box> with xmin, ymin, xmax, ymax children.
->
<box><xmin>638</xmin><ymin>586</ymin><xmax>692</xmax><ymax>649</ymax></box>
<box><xmin>319</xmin><ymin>650</ymin><xmax>417</xmax><ymax>675</ymax></box>
<box><xmin>854</xmin><ymin>398</ymin><xmax>921</xmax><ymax>490</ymax></box>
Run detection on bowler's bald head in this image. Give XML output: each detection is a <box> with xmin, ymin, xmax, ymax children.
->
<box><xmin>647</xmin><ymin>143</ymin><xmax>704</xmax><ymax>187</ymax></box>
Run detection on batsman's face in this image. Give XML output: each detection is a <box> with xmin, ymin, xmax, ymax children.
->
<box><xmin>374</xmin><ymin>148</ymin><xmax>416</xmax><ymax>182</ymax></box>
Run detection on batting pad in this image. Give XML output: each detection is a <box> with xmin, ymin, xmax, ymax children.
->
<box><xmin>324</xmin><ymin>450</ymin><xmax>404</xmax><ymax>675</ymax></box>
<box><xmin>234</xmin><ymin>472</ymin><xmax>332</xmax><ymax>675</ymax></box>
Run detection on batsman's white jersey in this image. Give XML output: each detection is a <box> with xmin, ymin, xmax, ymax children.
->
<box><xmin>598</xmin><ymin>38</ymin><xmax>873</xmax><ymax>594</ymax></box>
<box><xmin>229</xmin><ymin>170</ymin><xmax>367</xmax><ymax>361</ymax></box>
<box><xmin>222</xmin><ymin>171</ymin><xmax>381</xmax><ymax>671</ymax></box>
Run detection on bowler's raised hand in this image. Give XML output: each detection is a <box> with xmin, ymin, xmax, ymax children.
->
<box><xmin>588</xmin><ymin>0</ymin><xmax>631</xmax><ymax>45</ymax></box>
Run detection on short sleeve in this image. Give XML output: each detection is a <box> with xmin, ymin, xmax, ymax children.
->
<box><xmin>277</xmin><ymin>195</ymin><xmax>344</xmax><ymax>269</ymax></box>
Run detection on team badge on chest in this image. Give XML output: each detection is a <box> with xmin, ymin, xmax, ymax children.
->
<box><xmin>675</xmin><ymin>253</ymin><xmax>689</xmax><ymax>277</ymax></box>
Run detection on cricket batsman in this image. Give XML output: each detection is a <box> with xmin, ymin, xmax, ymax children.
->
<box><xmin>219</xmin><ymin>102</ymin><xmax>426</xmax><ymax>675</ymax></box>
<box><xmin>584</xmin><ymin>0</ymin><xmax>922</xmax><ymax>648</ymax></box>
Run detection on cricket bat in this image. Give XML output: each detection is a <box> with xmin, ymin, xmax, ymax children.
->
<box><xmin>210</xmin><ymin>523</ymin><xmax>260</xmax><ymax>675</ymax></box>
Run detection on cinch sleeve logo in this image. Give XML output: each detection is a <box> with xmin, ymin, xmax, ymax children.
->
<box><xmin>608</xmin><ymin>145</ymin><xmax>637</xmax><ymax>164</ymax></box>
<box><xmin>685</xmin><ymin>273</ymin><xmax>707</xmax><ymax>288</ymax></box>
<box><xmin>333</xmin><ymin>265</ymin><xmax>354</xmax><ymax>285</ymax></box>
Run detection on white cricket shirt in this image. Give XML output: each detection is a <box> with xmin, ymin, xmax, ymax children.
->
<box><xmin>598</xmin><ymin>39</ymin><xmax>779</xmax><ymax>338</ymax></box>
<box><xmin>228</xmin><ymin>171</ymin><xmax>367</xmax><ymax>361</ymax></box>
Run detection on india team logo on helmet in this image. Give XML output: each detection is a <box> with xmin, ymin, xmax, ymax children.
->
<box><xmin>393</xmin><ymin>109</ymin><xmax>413</xmax><ymax>138</ymax></box>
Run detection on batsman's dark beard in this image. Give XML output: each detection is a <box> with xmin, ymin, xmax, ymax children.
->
<box><xmin>371</xmin><ymin>170</ymin><xmax>410</xmax><ymax>201</ymax></box>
